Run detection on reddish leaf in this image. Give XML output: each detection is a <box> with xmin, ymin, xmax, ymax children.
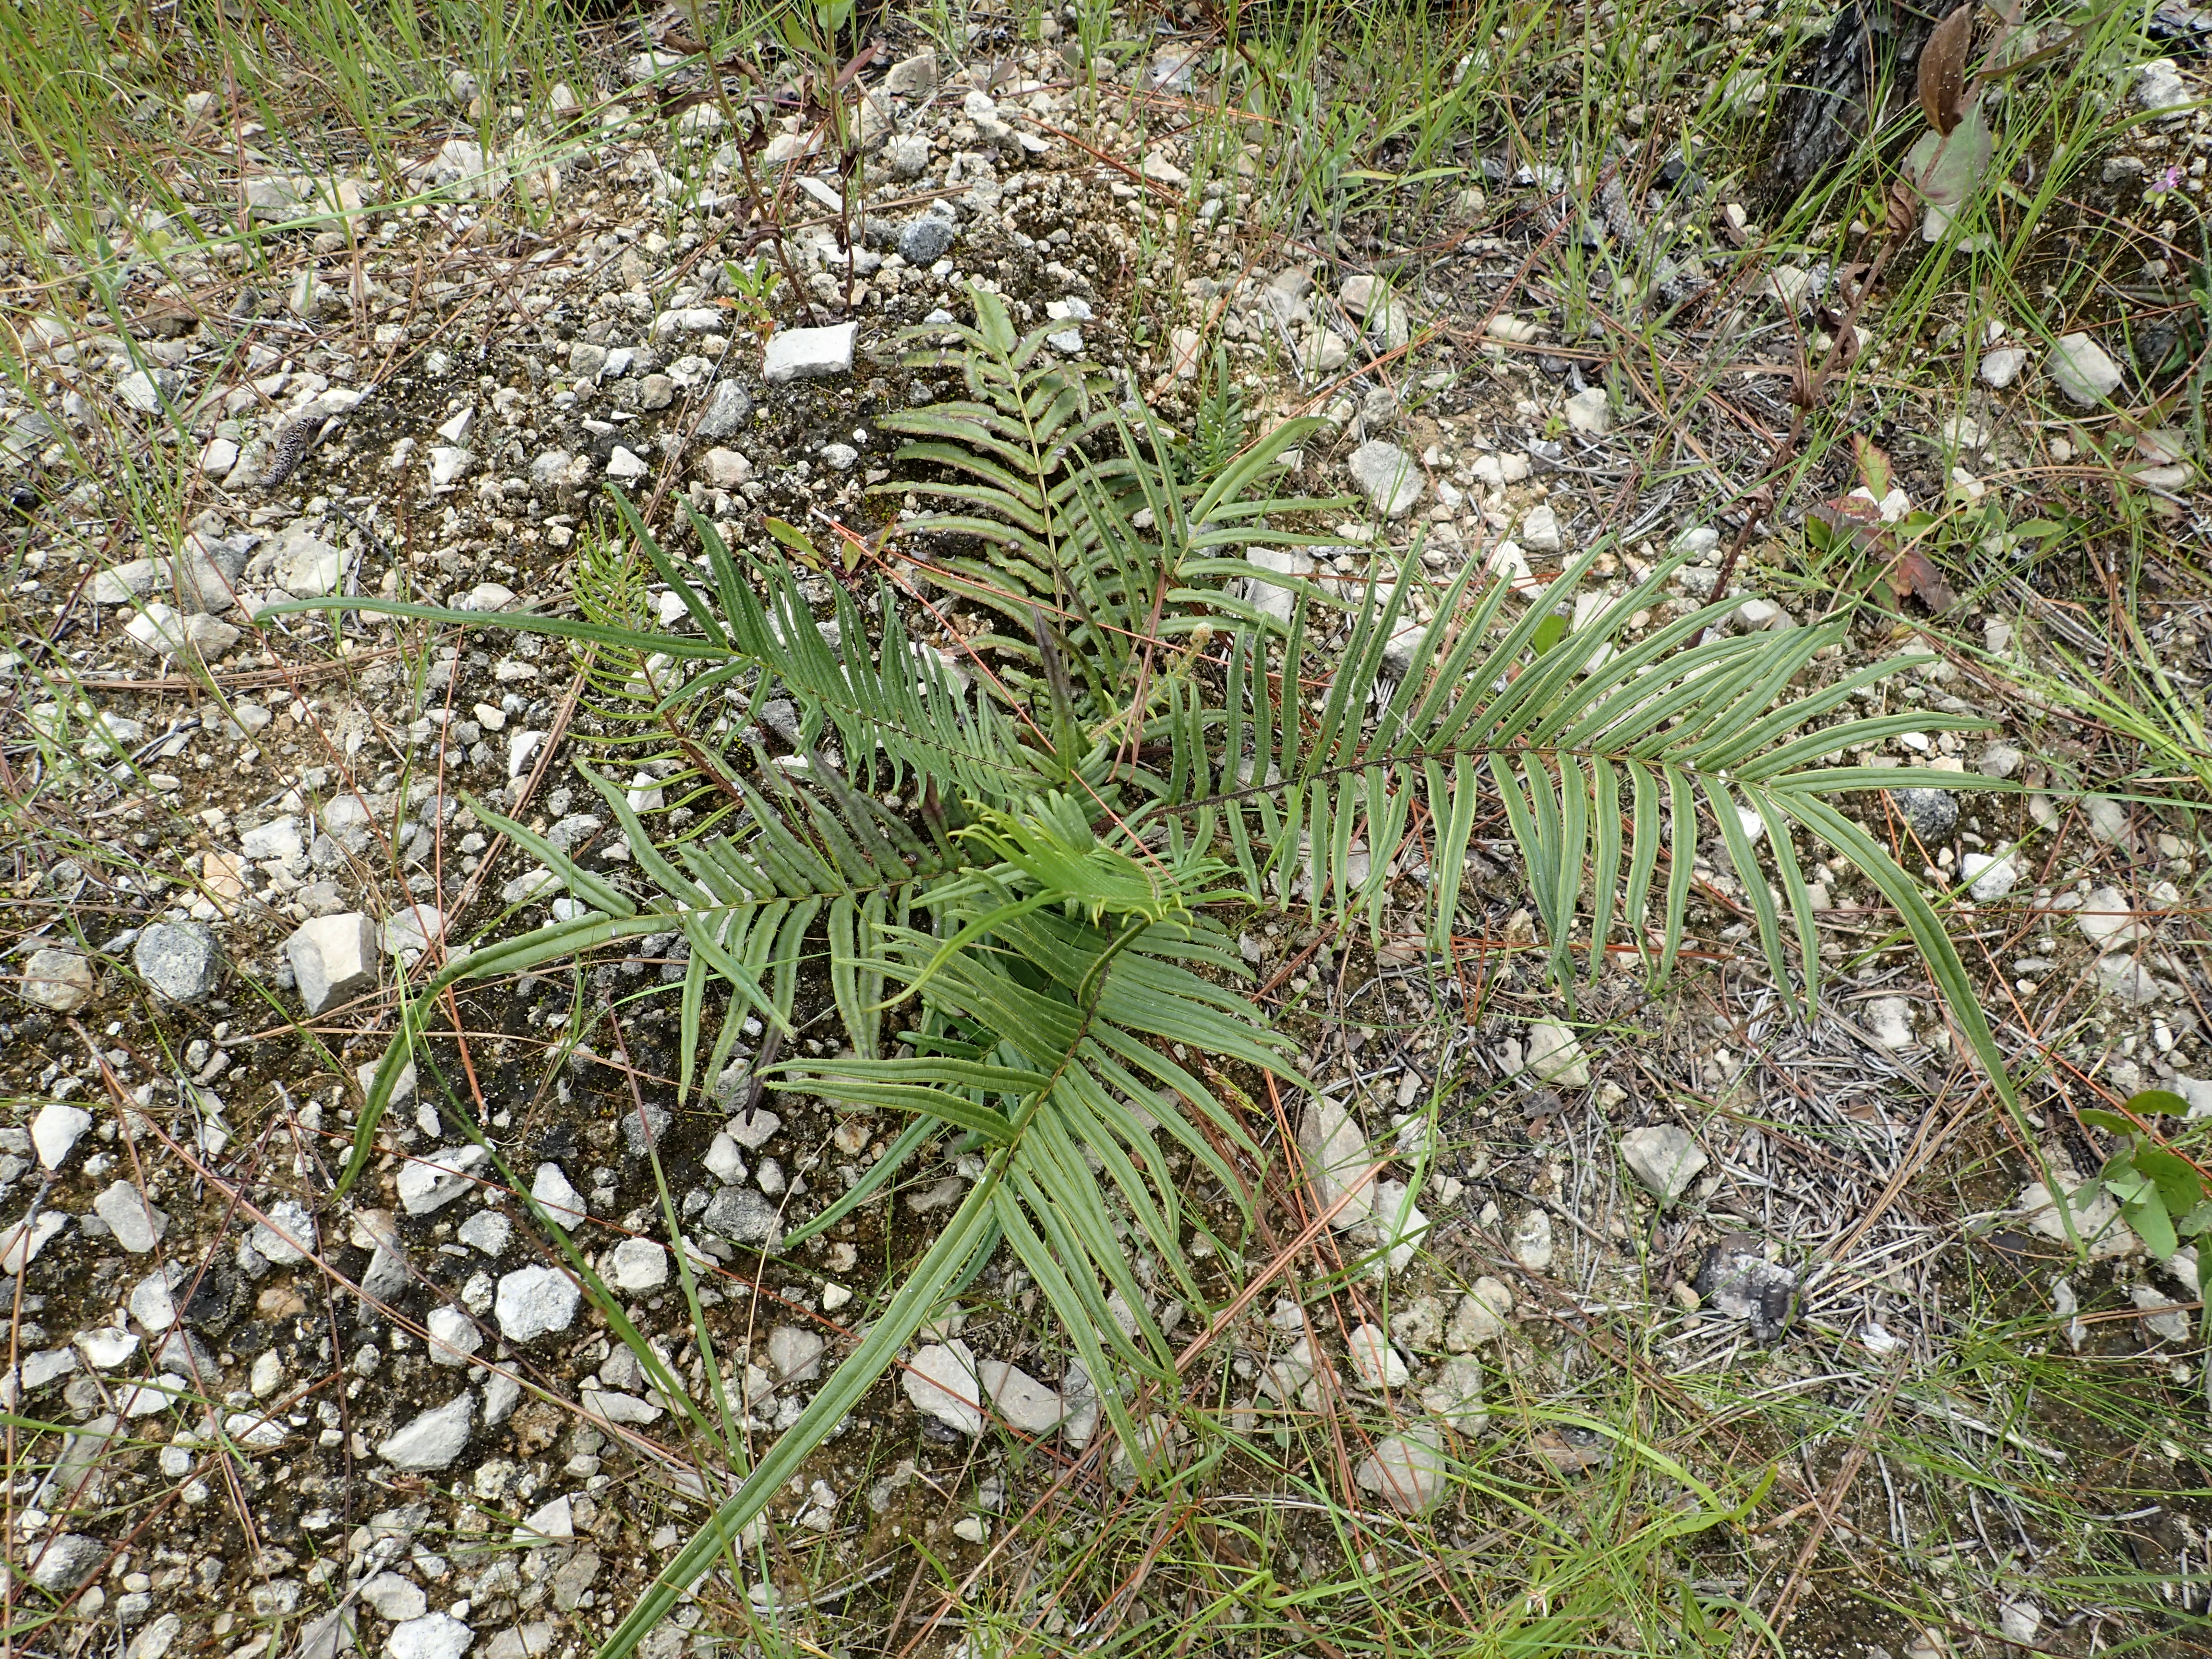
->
<box><xmin>1852</xmin><ymin>434</ymin><xmax>1892</xmax><ymax>499</ymax></box>
<box><xmin>1810</xmin><ymin>494</ymin><xmax>1887</xmax><ymax>554</ymax></box>
<box><xmin>1919</xmin><ymin>5</ymin><xmax>1974</xmax><ymax>137</ymax></box>
<box><xmin>1890</xmin><ymin>546</ymin><xmax>1959</xmax><ymax>613</ymax></box>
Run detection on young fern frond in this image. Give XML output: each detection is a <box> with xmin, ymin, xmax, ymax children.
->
<box><xmin>878</xmin><ymin>285</ymin><xmax>1346</xmax><ymax>691</ymax></box>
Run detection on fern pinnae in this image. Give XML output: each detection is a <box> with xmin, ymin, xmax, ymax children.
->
<box><xmin>1752</xmin><ymin>788</ymin><xmax>1827</xmax><ymax>1012</ymax></box>
<box><xmin>1588</xmin><ymin>754</ymin><xmax>1626</xmax><ymax>986</ymax></box>
<box><xmin>1621</xmin><ymin>760</ymin><xmax>1667</xmax><ymax>975</ymax></box>
<box><xmin>1546</xmin><ymin>599</ymin><xmax>1741</xmax><ymax>752</ymax></box>
<box><xmin>1737</xmin><ymin>710</ymin><xmax>1987</xmax><ymax>782</ymax></box>
<box><xmin>1707</xmin><ymin>774</ymin><xmax>1797</xmax><ymax>1004</ymax></box>
<box><xmin>1426</xmin><ymin>753</ymin><xmax>1482</xmax><ymax>952</ymax></box>
<box><xmin>1659</xmin><ymin>766</ymin><xmax>1701</xmax><ymax>983</ymax></box>
<box><xmin>1552</xmin><ymin>752</ymin><xmax>1592</xmax><ymax>989</ymax></box>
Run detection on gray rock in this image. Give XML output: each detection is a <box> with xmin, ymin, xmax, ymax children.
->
<box><xmin>482</xmin><ymin>1370</ymin><xmax>522</xmax><ymax>1430</ymax></box>
<box><xmin>426</xmin><ymin>1305</ymin><xmax>481</xmax><ymax>1367</ymax></box>
<box><xmin>1894</xmin><ymin>786</ymin><xmax>1958</xmax><ymax>843</ymax></box>
<box><xmin>607</xmin><ymin>1237</ymin><xmax>666</xmax><ymax>1290</ymax></box>
<box><xmin>530</xmin><ymin>1162</ymin><xmax>587</xmax><ymax>1228</ymax></box>
<box><xmin>2079</xmin><ymin>885</ymin><xmax>2146</xmax><ymax>948</ymax></box>
<box><xmin>378</xmin><ymin>1392</ymin><xmax>474</xmax><ymax>1470</ymax></box>
<box><xmin>241</xmin><ymin>815</ymin><xmax>303</xmax><ymax>864</ymax></box>
<box><xmin>2086</xmin><ymin>794</ymin><xmax>2132</xmax><ymax>843</ymax></box>
<box><xmin>1297</xmin><ymin>1095</ymin><xmax>1376</xmax><ymax>1229</ymax></box>
<box><xmin>763</xmin><ymin>322</ymin><xmax>857</xmax><ymax>383</ymax></box>
<box><xmin>132</xmin><ymin>922</ymin><xmax>219</xmax><ymax>1004</ymax></box>
<box><xmin>768</xmin><ymin>1325</ymin><xmax>826</xmax><ymax>1382</ymax></box>
<box><xmin>1979</xmin><ymin>346</ymin><xmax>2028</xmax><ymax>388</ymax></box>
<box><xmin>637</xmin><ymin>373</ymin><xmax>675</xmax><ymax>410</ymax></box>
<box><xmin>1618</xmin><ymin>1125</ymin><xmax>1707</xmax><ymax>1205</ymax></box>
<box><xmin>619</xmin><ymin>1100</ymin><xmax>671</xmax><ymax>1155</ymax></box>
<box><xmin>1355</xmin><ymin>1428</ymin><xmax>1449</xmax><ymax>1515</ymax></box>
<box><xmin>2137</xmin><ymin>56</ymin><xmax>2190</xmax><ymax>114</ymax></box>
<box><xmin>358</xmin><ymin>1572</ymin><xmax>427</xmax><ymax>1621</ymax></box>
<box><xmin>884</xmin><ymin>133</ymin><xmax>931</xmax><ymax>179</ymax></box>
<box><xmin>904</xmin><ymin>1340</ymin><xmax>983</xmax><ymax>1434</ymax></box>
<box><xmin>2050</xmin><ymin>332</ymin><xmax>2124</xmax><ymax>406</ymax></box>
<box><xmin>1371</xmin><ymin>1177</ymin><xmax>1430</xmax><ymax>1274</ymax></box>
<box><xmin>550</xmin><ymin>1550</ymin><xmax>601</xmax><ymax>1612</ymax></box>
<box><xmin>702</xmin><ymin>1185</ymin><xmax>780</xmax><ymax>1248</ymax></box>
<box><xmin>2018</xmin><ymin>1177</ymin><xmax>2139</xmax><ymax>1259</ymax></box>
<box><xmin>977</xmin><ymin>1359</ymin><xmax>1065</xmax><ymax>1433</ymax></box>
<box><xmin>1518</xmin><ymin>502</ymin><xmax>1563</xmax><ymax>552</ymax></box>
<box><xmin>1691</xmin><ymin>1234</ymin><xmax>1798</xmax><ymax>1342</ymax></box>
<box><xmin>883</xmin><ymin>49</ymin><xmax>938</xmax><ymax>96</ymax></box>
<box><xmin>2095</xmin><ymin>954</ymin><xmax>2162</xmax><ymax>1006</ymax></box>
<box><xmin>1511</xmin><ymin>1208</ymin><xmax>1554</xmax><ymax>1272</ymax></box>
<box><xmin>115</xmin><ymin>370</ymin><xmax>177</xmax><ymax>414</ymax></box>
<box><xmin>1348</xmin><ymin>439</ymin><xmax>1423</xmax><ymax>518</ymax></box>
<box><xmin>31</xmin><ymin>1101</ymin><xmax>91</xmax><ymax>1169</ymax></box>
<box><xmin>1388</xmin><ymin>1294</ymin><xmax>1446</xmax><ymax>1351</ymax></box>
<box><xmin>388</xmin><ymin>1613</ymin><xmax>473</xmax><ymax>1659</ymax></box>
<box><xmin>126</xmin><ymin>601</ymin><xmax>239</xmax><ymax>659</ymax></box>
<box><xmin>1420</xmin><ymin>1355</ymin><xmax>1488</xmax><ymax>1434</ymax></box>
<box><xmin>1963</xmin><ymin>851</ymin><xmax>2018</xmax><ymax>902</ymax></box>
<box><xmin>457</xmin><ymin>1210</ymin><xmax>510</xmax><ymax>1257</ymax></box>
<box><xmin>1240</xmin><ymin>547</ymin><xmax>1316</xmax><ymax>625</ymax></box>
<box><xmin>0</xmin><ymin>1212</ymin><xmax>66</xmax><ymax>1274</ymax></box>
<box><xmin>1521</xmin><ymin>1018</ymin><xmax>1589</xmax><ymax>1088</ymax></box>
<box><xmin>481</xmin><ymin>1625</ymin><xmax>552</xmax><ymax>1659</ymax></box>
<box><xmin>28</xmin><ymin>1533</ymin><xmax>105</xmax><ymax>1592</ymax></box>
<box><xmin>495</xmin><ymin>1265</ymin><xmax>579</xmax><ymax>1341</ymax></box>
<box><xmin>1346</xmin><ymin>1322</ymin><xmax>1409</xmax><ymax>1388</ymax></box>
<box><xmin>1445</xmin><ymin>1277</ymin><xmax>1514</xmax><ymax>1349</ymax></box>
<box><xmin>93</xmin><ymin>1180</ymin><xmax>168</xmax><ymax>1252</ymax></box>
<box><xmin>76</xmin><ymin>1325</ymin><xmax>137</xmax><ymax>1369</ymax></box>
<box><xmin>269</xmin><ymin>531</ymin><xmax>344</xmax><ymax>598</ymax></box>
<box><xmin>1865</xmin><ymin>995</ymin><xmax>1915</xmax><ymax>1050</ymax></box>
<box><xmin>12</xmin><ymin>1346</ymin><xmax>76</xmax><ymax>1391</ymax></box>
<box><xmin>361</xmin><ymin>1245</ymin><xmax>409</xmax><ymax>1302</ymax></box>
<box><xmin>700</xmin><ymin>447</ymin><xmax>752</xmax><ymax>488</ymax></box>
<box><xmin>21</xmin><ymin>947</ymin><xmax>94</xmax><ymax>1012</ymax></box>
<box><xmin>127</xmin><ymin>1266</ymin><xmax>184</xmax><ymax>1333</ymax></box>
<box><xmin>249</xmin><ymin>1198</ymin><xmax>316</xmax><ymax>1265</ymax></box>
<box><xmin>1379</xmin><ymin>619</ymin><xmax>1429</xmax><ymax>679</ymax></box>
<box><xmin>1563</xmin><ymin>386</ymin><xmax>1610</xmax><ymax>434</ymax></box>
<box><xmin>397</xmin><ymin>1144</ymin><xmax>487</xmax><ymax>1215</ymax></box>
<box><xmin>286</xmin><ymin>913</ymin><xmax>377</xmax><ymax>1013</ymax></box>
<box><xmin>1977</xmin><ymin>740</ymin><xmax>2023</xmax><ymax>779</ymax></box>
<box><xmin>127</xmin><ymin>1614</ymin><xmax>183</xmax><ymax>1659</ymax></box>
<box><xmin>899</xmin><ymin>215</ymin><xmax>954</xmax><ymax>264</ymax></box>
<box><xmin>382</xmin><ymin>904</ymin><xmax>445</xmax><ymax>956</ymax></box>
<box><xmin>514</xmin><ymin>1495</ymin><xmax>574</xmax><ymax>1542</ymax></box>
<box><xmin>695</xmin><ymin>380</ymin><xmax>752</xmax><ymax>439</ymax></box>
<box><xmin>357</xmin><ymin>1057</ymin><xmax>417</xmax><ymax>1107</ymax></box>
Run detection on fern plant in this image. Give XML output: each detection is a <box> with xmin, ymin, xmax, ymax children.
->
<box><xmin>263</xmin><ymin>288</ymin><xmax>2020</xmax><ymax>1659</ymax></box>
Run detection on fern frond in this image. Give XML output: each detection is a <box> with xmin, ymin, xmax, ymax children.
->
<box><xmin>1149</xmin><ymin>544</ymin><xmax>2017</xmax><ymax>1099</ymax></box>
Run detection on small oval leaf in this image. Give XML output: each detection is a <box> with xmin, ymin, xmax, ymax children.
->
<box><xmin>2128</xmin><ymin>1087</ymin><xmax>2192</xmax><ymax>1118</ymax></box>
<box><xmin>1919</xmin><ymin>4</ymin><xmax>1974</xmax><ymax>137</ymax></box>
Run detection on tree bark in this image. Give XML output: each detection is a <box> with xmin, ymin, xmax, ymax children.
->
<box><xmin>1764</xmin><ymin>0</ymin><xmax>1941</xmax><ymax>206</ymax></box>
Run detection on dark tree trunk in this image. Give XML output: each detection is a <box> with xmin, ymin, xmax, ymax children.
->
<box><xmin>1764</xmin><ymin>0</ymin><xmax>1941</xmax><ymax>206</ymax></box>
